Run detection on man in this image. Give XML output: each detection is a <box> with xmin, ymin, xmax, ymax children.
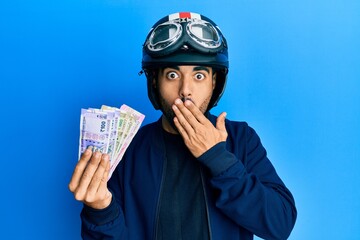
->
<box><xmin>69</xmin><ymin>12</ymin><xmax>297</xmax><ymax>239</ymax></box>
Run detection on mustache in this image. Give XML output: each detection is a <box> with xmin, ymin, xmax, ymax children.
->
<box><xmin>180</xmin><ymin>97</ymin><xmax>194</xmax><ymax>103</ymax></box>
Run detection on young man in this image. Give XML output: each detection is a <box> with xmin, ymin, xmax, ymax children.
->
<box><xmin>69</xmin><ymin>12</ymin><xmax>297</xmax><ymax>239</ymax></box>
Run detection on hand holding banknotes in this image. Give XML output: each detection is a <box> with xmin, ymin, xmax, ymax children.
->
<box><xmin>69</xmin><ymin>147</ymin><xmax>112</xmax><ymax>209</ymax></box>
<box><xmin>69</xmin><ymin>104</ymin><xmax>144</xmax><ymax>209</ymax></box>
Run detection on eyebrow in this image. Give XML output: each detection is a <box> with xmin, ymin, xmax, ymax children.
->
<box><xmin>193</xmin><ymin>66</ymin><xmax>210</xmax><ymax>73</ymax></box>
<box><xmin>162</xmin><ymin>66</ymin><xmax>210</xmax><ymax>73</ymax></box>
<box><xmin>164</xmin><ymin>66</ymin><xmax>180</xmax><ymax>71</ymax></box>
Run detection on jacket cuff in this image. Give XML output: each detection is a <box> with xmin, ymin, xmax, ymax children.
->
<box><xmin>197</xmin><ymin>142</ymin><xmax>238</xmax><ymax>176</ymax></box>
<box><xmin>81</xmin><ymin>195</ymin><xmax>120</xmax><ymax>226</ymax></box>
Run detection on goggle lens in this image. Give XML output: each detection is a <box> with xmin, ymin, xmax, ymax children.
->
<box><xmin>146</xmin><ymin>19</ymin><xmax>223</xmax><ymax>54</ymax></box>
<box><xmin>148</xmin><ymin>24</ymin><xmax>181</xmax><ymax>51</ymax></box>
<box><xmin>187</xmin><ymin>22</ymin><xmax>221</xmax><ymax>48</ymax></box>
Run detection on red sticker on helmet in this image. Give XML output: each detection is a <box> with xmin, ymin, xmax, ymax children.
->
<box><xmin>179</xmin><ymin>12</ymin><xmax>191</xmax><ymax>19</ymax></box>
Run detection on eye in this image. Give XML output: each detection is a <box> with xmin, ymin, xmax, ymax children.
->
<box><xmin>166</xmin><ymin>71</ymin><xmax>179</xmax><ymax>80</ymax></box>
<box><xmin>194</xmin><ymin>73</ymin><xmax>205</xmax><ymax>81</ymax></box>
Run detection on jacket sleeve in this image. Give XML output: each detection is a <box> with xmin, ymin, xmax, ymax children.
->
<box><xmin>80</xmin><ymin>167</ymin><xmax>128</xmax><ymax>239</ymax></box>
<box><xmin>197</xmin><ymin>124</ymin><xmax>297</xmax><ymax>240</ymax></box>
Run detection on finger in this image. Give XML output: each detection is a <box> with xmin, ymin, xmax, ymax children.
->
<box><xmin>183</xmin><ymin>99</ymin><xmax>209</xmax><ymax>124</ymax></box>
<box><xmin>100</xmin><ymin>159</ymin><xmax>111</xmax><ymax>190</ymax></box>
<box><xmin>174</xmin><ymin>99</ymin><xmax>198</xmax><ymax>124</ymax></box>
<box><xmin>74</xmin><ymin>151</ymin><xmax>103</xmax><ymax>200</ymax></box>
<box><xmin>97</xmin><ymin>160</ymin><xmax>111</xmax><ymax>197</ymax></box>
<box><xmin>86</xmin><ymin>154</ymin><xmax>110</xmax><ymax>202</ymax></box>
<box><xmin>68</xmin><ymin>147</ymin><xmax>93</xmax><ymax>192</ymax></box>
<box><xmin>173</xmin><ymin>116</ymin><xmax>189</xmax><ymax>140</ymax></box>
<box><xmin>174</xmin><ymin>98</ymin><xmax>206</xmax><ymax>130</ymax></box>
<box><xmin>216</xmin><ymin>112</ymin><xmax>227</xmax><ymax>131</ymax></box>
<box><xmin>172</xmin><ymin>103</ymin><xmax>196</xmax><ymax>135</ymax></box>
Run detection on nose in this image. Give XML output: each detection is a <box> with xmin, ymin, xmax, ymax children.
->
<box><xmin>179</xmin><ymin>75</ymin><xmax>192</xmax><ymax>99</ymax></box>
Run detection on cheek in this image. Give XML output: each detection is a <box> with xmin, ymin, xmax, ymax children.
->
<box><xmin>158</xmin><ymin>82</ymin><xmax>176</xmax><ymax>103</ymax></box>
<box><xmin>198</xmin><ymin>94</ymin><xmax>212</xmax><ymax>113</ymax></box>
<box><xmin>193</xmin><ymin>84</ymin><xmax>213</xmax><ymax>110</ymax></box>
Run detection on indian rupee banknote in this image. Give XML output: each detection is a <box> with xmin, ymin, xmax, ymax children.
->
<box><xmin>79</xmin><ymin>105</ymin><xmax>145</xmax><ymax>178</ymax></box>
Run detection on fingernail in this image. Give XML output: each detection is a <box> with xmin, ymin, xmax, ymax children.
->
<box><xmin>94</xmin><ymin>151</ymin><xmax>101</xmax><ymax>158</ymax></box>
<box><xmin>175</xmin><ymin>98</ymin><xmax>182</xmax><ymax>104</ymax></box>
<box><xmin>84</xmin><ymin>147</ymin><xmax>92</xmax><ymax>155</ymax></box>
<box><xmin>184</xmin><ymin>100</ymin><xmax>192</xmax><ymax>106</ymax></box>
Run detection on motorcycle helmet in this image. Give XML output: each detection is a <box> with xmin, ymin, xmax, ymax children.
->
<box><xmin>142</xmin><ymin>12</ymin><xmax>229</xmax><ymax>111</ymax></box>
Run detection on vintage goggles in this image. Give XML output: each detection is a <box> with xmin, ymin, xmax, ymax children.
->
<box><xmin>145</xmin><ymin>18</ymin><xmax>225</xmax><ymax>56</ymax></box>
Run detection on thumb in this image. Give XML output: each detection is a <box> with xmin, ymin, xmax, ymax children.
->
<box><xmin>216</xmin><ymin>112</ymin><xmax>227</xmax><ymax>131</ymax></box>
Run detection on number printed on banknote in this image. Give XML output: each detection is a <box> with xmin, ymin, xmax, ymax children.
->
<box><xmin>78</xmin><ymin>104</ymin><xmax>145</xmax><ymax>179</ymax></box>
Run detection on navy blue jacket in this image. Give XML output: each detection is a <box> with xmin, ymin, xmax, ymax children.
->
<box><xmin>81</xmin><ymin>114</ymin><xmax>297</xmax><ymax>239</ymax></box>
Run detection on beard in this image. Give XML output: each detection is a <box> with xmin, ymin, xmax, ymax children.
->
<box><xmin>158</xmin><ymin>94</ymin><xmax>177</xmax><ymax>132</ymax></box>
<box><xmin>158</xmin><ymin>93</ymin><xmax>212</xmax><ymax>133</ymax></box>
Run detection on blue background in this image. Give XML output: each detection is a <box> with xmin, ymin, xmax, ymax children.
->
<box><xmin>1</xmin><ymin>0</ymin><xmax>359</xmax><ymax>239</ymax></box>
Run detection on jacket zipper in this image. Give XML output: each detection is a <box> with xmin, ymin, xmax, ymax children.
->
<box><xmin>153</xmin><ymin>155</ymin><xmax>167</xmax><ymax>240</ymax></box>
<box><xmin>200</xmin><ymin>167</ymin><xmax>213</xmax><ymax>240</ymax></box>
<box><xmin>153</xmin><ymin>154</ymin><xmax>212</xmax><ymax>239</ymax></box>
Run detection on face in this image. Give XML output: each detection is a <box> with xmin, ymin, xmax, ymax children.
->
<box><xmin>156</xmin><ymin>65</ymin><xmax>216</xmax><ymax>132</ymax></box>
